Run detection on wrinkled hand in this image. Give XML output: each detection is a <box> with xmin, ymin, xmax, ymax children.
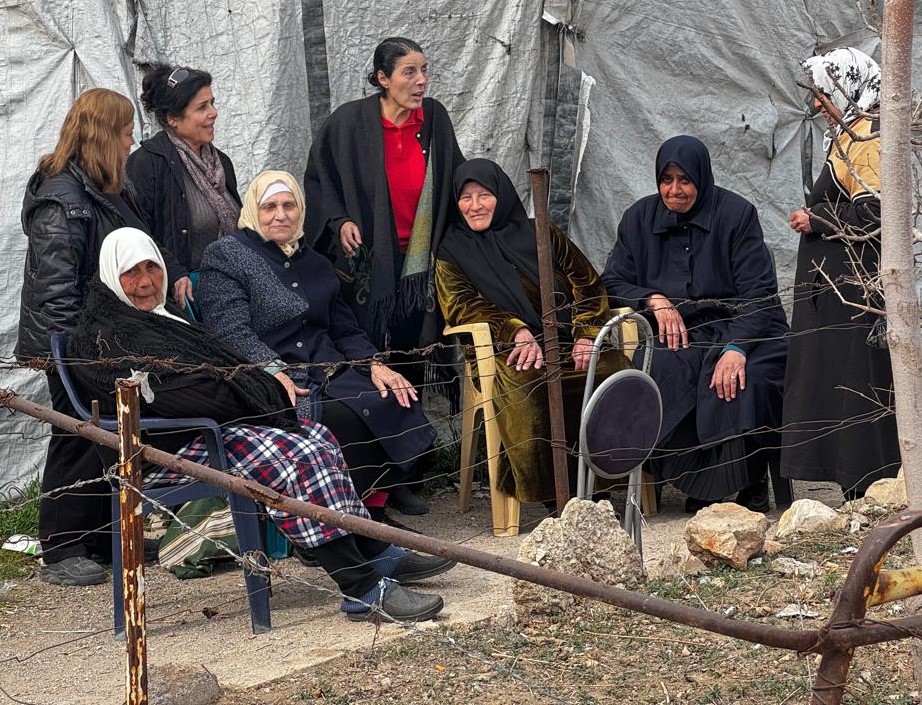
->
<box><xmin>340</xmin><ymin>221</ymin><xmax>363</xmax><ymax>257</ymax></box>
<box><xmin>172</xmin><ymin>276</ymin><xmax>194</xmax><ymax>307</ymax></box>
<box><xmin>571</xmin><ymin>337</ymin><xmax>596</xmax><ymax>371</ymax></box>
<box><xmin>789</xmin><ymin>208</ymin><xmax>812</xmax><ymax>234</ymax></box>
<box><xmin>370</xmin><ymin>362</ymin><xmax>418</xmax><ymax>408</ymax></box>
<box><xmin>709</xmin><ymin>350</ymin><xmax>746</xmax><ymax>401</ymax></box>
<box><xmin>507</xmin><ymin>328</ymin><xmax>544</xmax><ymax>371</ymax></box>
<box><xmin>273</xmin><ymin>371</ymin><xmax>310</xmax><ymax>406</ymax></box>
<box><xmin>648</xmin><ymin>294</ymin><xmax>688</xmax><ymax>351</ymax></box>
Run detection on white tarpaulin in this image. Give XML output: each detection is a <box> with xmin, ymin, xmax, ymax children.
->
<box><xmin>0</xmin><ymin>0</ymin><xmax>920</xmax><ymax>489</ymax></box>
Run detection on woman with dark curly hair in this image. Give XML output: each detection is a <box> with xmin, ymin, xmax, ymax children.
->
<box><xmin>127</xmin><ymin>64</ymin><xmax>241</xmax><ymax>315</ymax></box>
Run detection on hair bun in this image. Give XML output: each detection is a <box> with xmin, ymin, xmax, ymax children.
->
<box><xmin>366</xmin><ymin>71</ymin><xmax>380</xmax><ymax>88</ymax></box>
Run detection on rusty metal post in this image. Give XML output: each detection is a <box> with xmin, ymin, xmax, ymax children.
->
<box><xmin>529</xmin><ymin>167</ymin><xmax>570</xmax><ymax>514</ymax></box>
<box><xmin>116</xmin><ymin>380</ymin><xmax>148</xmax><ymax>705</ymax></box>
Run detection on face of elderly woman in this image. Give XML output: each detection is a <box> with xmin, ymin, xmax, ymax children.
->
<box><xmin>659</xmin><ymin>163</ymin><xmax>698</xmax><ymax>214</ymax></box>
<box><xmin>258</xmin><ymin>191</ymin><xmax>301</xmax><ymax>243</ymax></box>
<box><xmin>377</xmin><ymin>52</ymin><xmax>429</xmax><ymax>112</ymax></box>
<box><xmin>119</xmin><ymin>260</ymin><xmax>164</xmax><ymax>312</ymax></box>
<box><xmin>458</xmin><ymin>181</ymin><xmax>498</xmax><ymax>232</ymax></box>
<box><xmin>168</xmin><ymin>86</ymin><xmax>217</xmax><ymax>153</ymax></box>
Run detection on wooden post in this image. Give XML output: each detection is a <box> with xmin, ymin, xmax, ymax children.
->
<box><xmin>529</xmin><ymin>167</ymin><xmax>571</xmax><ymax>514</ymax></box>
<box><xmin>116</xmin><ymin>380</ymin><xmax>148</xmax><ymax>705</ymax></box>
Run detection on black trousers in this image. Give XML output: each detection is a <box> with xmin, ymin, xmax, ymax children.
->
<box><xmin>38</xmin><ymin>372</ymin><xmax>111</xmax><ymax>563</ymax></box>
<box><xmin>322</xmin><ymin>399</ymin><xmax>412</xmax><ymax>496</ymax></box>
<box><xmin>313</xmin><ymin>533</ymin><xmax>389</xmax><ymax>598</ymax></box>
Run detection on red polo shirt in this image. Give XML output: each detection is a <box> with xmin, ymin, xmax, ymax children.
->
<box><xmin>381</xmin><ymin>108</ymin><xmax>425</xmax><ymax>253</ymax></box>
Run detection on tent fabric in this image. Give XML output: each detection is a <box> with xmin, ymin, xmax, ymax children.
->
<box><xmin>0</xmin><ymin>0</ymin><xmax>920</xmax><ymax>489</ymax></box>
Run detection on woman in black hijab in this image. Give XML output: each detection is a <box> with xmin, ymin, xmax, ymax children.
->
<box><xmin>436</xmin><ymin>159</ymin><xmax>630</xmax><ymax>504</ymax></box>
<box><xmin>602</xmin><ymin>135</ymin><xmax>789</xmax><ymax>512</ymax></box>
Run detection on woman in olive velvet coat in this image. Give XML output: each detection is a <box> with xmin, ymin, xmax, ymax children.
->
<box><xmin>436</xmin><ymin>159</ymin><xmax>630</xmax><ymax>504</ymax></box>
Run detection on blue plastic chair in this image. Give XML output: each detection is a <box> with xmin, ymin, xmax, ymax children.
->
<box><xmin>50</xmin><ymin>332</ymin><xmax>271</xmax><ymax>639</ymax></box>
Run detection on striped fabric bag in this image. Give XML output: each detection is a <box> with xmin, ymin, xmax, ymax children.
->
<box><xmin>157</xmin><ymin>496</ymin><xmax>239</xmax><ymax>579</ymax></box>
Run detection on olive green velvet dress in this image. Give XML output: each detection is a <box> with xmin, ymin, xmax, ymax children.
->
<box><xmin>436</xmin><ymin>225</ymin><xmax>631</xmax><ymax>503</ymax></box>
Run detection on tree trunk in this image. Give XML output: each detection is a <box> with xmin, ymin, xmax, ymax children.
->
<box><xmin>879</xmin><ymin>0</ymin><xmax>922</xmax><ymax>685</ymax></box>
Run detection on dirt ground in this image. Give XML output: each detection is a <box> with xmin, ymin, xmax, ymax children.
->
<box><xmin>3</xmin><ymin>479</ymin><xmax>907</xmax><ymax>705</ymax></box>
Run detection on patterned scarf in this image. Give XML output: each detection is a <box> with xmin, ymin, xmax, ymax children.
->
<box><xmin>396</xmin><ymin>152</ymin><xmax>435</xmax><ymax>318</ymax></box>
<box><xmin>802</xmin><ymin>47</ymin><xmax>881</xmax><ymax>151</ymax></box>
<box><xmin>166</xmin><ymin>129</ymin><xmax>240</xmax><ymax>235</ymax></box>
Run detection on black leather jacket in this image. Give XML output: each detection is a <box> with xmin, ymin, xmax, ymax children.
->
<box><xmin>15</xmin><ymin>164</ymin><xmax>148</xmax><ymax>360</ymax></box>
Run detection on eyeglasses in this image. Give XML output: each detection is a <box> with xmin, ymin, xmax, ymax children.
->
<box><xmin>167</xmin><ymin>68</ymin><xmax>190</xmax><ymax>89</ymax></box>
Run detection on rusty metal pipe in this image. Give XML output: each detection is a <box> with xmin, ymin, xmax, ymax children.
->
<box><xmin>9</xmin><ymin>387</ymin><xmax>922</xmax><ymax>692</ymax></box>
<box><xmin>0</xmin><ymin>388</ymin><xmax>819</xmax><ymax>650</ymax></box>
<box><xmin>529</xmin><ymin>167</ymin><xmax>571</xmax><ymax>515</ymax></box>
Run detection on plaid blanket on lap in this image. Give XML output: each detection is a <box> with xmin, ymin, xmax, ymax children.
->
<box><xmin>145</xmin><ymin>419</ymin><xmax>369</xmax><ymax>548</ymax></box>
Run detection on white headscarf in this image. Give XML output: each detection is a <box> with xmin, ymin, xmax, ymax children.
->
<box><xmin>98</xmin><ymin>228</ymin><xmax>188</xmax><ymax>324</ymax></box>
<box><xmin>802</xmin><ymin>47</ymin><xmax>881</xmax><ymax>150</ymax></box>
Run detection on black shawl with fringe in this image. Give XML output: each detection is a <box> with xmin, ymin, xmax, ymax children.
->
<box><xmin>68</xmin><ymin>277</ymin><xmax>301</xmax><ymax>452</ymax></box>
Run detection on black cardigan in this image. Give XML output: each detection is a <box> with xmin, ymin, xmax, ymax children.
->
<box><xmin>126</xmin><ymin>130</ymin><xmax>241</xmax><ymax>278</ymax></box>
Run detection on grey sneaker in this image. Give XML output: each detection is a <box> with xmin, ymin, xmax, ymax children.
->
<box><xmin>40</xmin><ymin>556</ymin><xmax>107</xmax><ymax>586</ymax></box>
<box><xmin>347</xmin><ymin>581</ymin><xmax>444</xmax><ymax>623</ymax></box>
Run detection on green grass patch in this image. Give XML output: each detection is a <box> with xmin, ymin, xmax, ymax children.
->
<box><xmin>0</xmin><ymin>477</ymin><xmax>41</xmax><ymax>580</ymax></box>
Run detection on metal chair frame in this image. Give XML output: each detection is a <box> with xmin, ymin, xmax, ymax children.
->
<box><xmin>576</xmin><ymin>312</ymin><xmax>660</xmax><ymax>555</ymax></box>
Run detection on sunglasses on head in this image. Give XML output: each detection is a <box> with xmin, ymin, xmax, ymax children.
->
<box><xmin>167</xmin><ymin>68</ymin><xmax>190</xmax><ymax>89</ymax></box>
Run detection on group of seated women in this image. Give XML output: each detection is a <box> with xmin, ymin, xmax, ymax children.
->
<box><xmin>17</xmin><ymin>39</ymin><xmax>899</xmax><ymax>622</ymax></box>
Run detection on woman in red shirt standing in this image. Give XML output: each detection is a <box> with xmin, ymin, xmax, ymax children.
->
<box><xmin>304</xmin><ymin>37</ymin><xmax>464</xmax><ymax>356</ymax></box>
<box><xmin>304</xmin><ymin>37</ymin><xmax>464</xmax><ymax>514</ymax></box>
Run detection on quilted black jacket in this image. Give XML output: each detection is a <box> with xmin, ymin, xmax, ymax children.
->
<box><xmin>15</xmin><ymin>164</ymin><xmax>148</xmax><ymax>360</ymax></box>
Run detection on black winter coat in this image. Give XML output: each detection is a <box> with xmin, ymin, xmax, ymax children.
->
<box><xmin>15</xmin><ymin>164</ymin><xmax>148</xmax><ymax>360</ymax></box>
<box><xmin>602</xmin><ymin>187</ymin><xmax>789</xmax><ymax>445</ymax></box>
<box><xmin>126</xmin><ymin>130</ymin><xmax>241</xmax><ymax>278</ymax></box>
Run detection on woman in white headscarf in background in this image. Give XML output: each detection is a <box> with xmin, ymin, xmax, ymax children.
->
<box><xmin>780</xmin><ymin>47</ymin><xmax>899</xmax><ymax>499</ymax></box>
<box><xmin>67</xmin><ymin>227</ymin><xmax>453</xmax><ymax>622</ymax></box>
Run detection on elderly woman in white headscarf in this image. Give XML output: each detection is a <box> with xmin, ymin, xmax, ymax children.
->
<box><xmin>67</xmin><ymin>227</ymin><xmax>453</xmax><ymax>622</ymax></box>
<box><xmin>780</xmin><ymin>47</ymin><xmax>899</xmax><ymax>499</ymax></box>
<box><xmin>197</xmin><ymin>171</ymin><xmax>437</xmax><ymax>521</ymax></box>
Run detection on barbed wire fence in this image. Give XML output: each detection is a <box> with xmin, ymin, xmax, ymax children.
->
<box><xmin>1</xmin><ymin>282</ymin><xmax>921</xmax><ymax>704</ymax></box>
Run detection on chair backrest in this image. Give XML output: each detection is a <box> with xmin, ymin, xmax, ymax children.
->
<box><xmin>50</xmin><ymin>331</ymin><xmax>96</xmax><ymax>422</ymax></box>
<box><xmin>580</xmin><ymin>369</ymin><xmax>663</xmax><ymax>479</ymax></box>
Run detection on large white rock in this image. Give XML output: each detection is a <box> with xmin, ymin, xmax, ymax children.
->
<box><xmin>684</xmin><ymin>503</ymin><xmax>769</xmax><ymax>570</ymax></box>
<box><xmin>776</xmin><ymin>499</ymin><xmax>848</xmax><ymax>539</ymax></box>
<box><xmin>863</xmin><ymin>468</ymin><xmax>907</xmax><ymax>510</ymax></box>
<box><xmin>513</xmin><ymin>498</ymin><xmax>644</xmax><ymax>619</ymax></box>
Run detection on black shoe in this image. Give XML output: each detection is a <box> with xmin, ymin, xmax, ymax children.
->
<box><xmin>392</xmin><ymin>551</ymin><xmax>456</xmax><ymax>584</ymax></box>
<box><xmin>387</xmin><ymin>485</ymin><xmax>430</xmax><ymax>516</ymax></box>
<box><xmin>40</xmin><ymin>556</ymin><xmax>107</xmax><ymax>586</ymax></box>
<box><xmin>347</xmin><ymin>581</ymin><xmax>444</xmax><ymax>623</ymax></box>
<box><xmin>292</xmin><ymin>545</ymin><xmax>321</xmax><ymax>567</ymax></box>
<box><xmin>736</xmin><ymin>481</ymin><xmax>770</xmax><ymax>514</ymax></box>
<box><xmin>368</xmin><ymin>505</ymin><xmax>422</xmax><ymax>534</ymax></box>
<box><xmin>684</xmin><ymin>496</ymin><xmax>716</xmax><ymax>514</ymax></box>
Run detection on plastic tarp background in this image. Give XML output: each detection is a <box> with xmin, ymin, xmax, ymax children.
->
<box><xmin>0</xmin><ymin>0</ymin><xmax>920</xmax><ymax>489</ymax></box>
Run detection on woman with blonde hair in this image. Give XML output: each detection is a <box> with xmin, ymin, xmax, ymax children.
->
<box><xmin>15</xmin><ymin>87</ymin><xmax>151</xmax><ymax>586</ymax></box>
